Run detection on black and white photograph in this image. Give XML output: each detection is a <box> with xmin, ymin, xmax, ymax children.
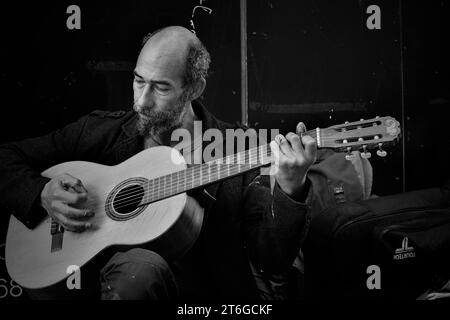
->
<box><xmin>0</xmin><ymin>0</ymin><xmax>449</xmax><ymax>313</ymax></box>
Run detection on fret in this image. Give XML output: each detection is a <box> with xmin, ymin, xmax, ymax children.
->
<box><xmin>161</xmin><ymin>175</ymin><xmax>166</xmax><ymax>199</ymax></box>
<box><xmin>208</xmin><ymin>163</ymin><xmax>211</xmax><ymax>184</ymax></box>
<box><xmin>215</xmin><ymin>158</ymin><xmax>223</xmax><ymax>180</ymax></box>
<box><xmin>239</xmin><ymin>151</ymin><xmax>245</xmax><ymax>172</ymax></box>
<box><xmin>168</xmin><ymin>173</ymin><xmax>172</xmax><ymax>197</ymax></box>
<box><xmin>194</xmin><ymin>165</ymin><xmax>200</xmax><ymax>188</ymax></box>
<box><xmin>176</xmin><ymin>170</ymin><xmax>181</xmax><ymax>194</ymax></box>
<box><xmin>144</xmin><ymin>180</ymin><xmax>149</xmax><ymax>203</ymax></box>
<box><xmin>257</xmin><ymin>145</ymin><xmax>264</xmax><ymax>166</ymax></box>
<box><xmin>216</xmin><ymin>163</ymin><xmax>222</xmax><ymax>180</ymax></box>
<box><xmin>226</xmin><ymin>155</ymin><xmax>231</xmax><ymax>177</ymax></box>
<box><xmin>171</xmin><ymin>173</ymin><xmax>175</xmax><ymax>196</ymax></box>
<box><xmin>201</xmin><ymin>164</ymin><xmax>209</xmax><ymax>185</ymax></box>
<box><xmin>155</xmin><ymin>177</ymin><xmax>161</xmax><ymax>199</ymax></box>
<box><xmin>210</xmin><ymin>163</ymin><xmax>218</xmax><ymax>183</ymax></box>
<box><xmin>195</xmin><ymin>165</ymin><xmax>200</xmax><ymax>186</ymax></box>
<box><xmin>172</xmin><ymin>172</ymin><xmax>177</xmax><ymax>195</ymax></box>
<box><xmin>223</xmin><ymin>164</ymin><xmax>229</xmax><ymax>178</ymax></box>
<box><xmin>148</xmin><ymin>179</ymin><xmax>153</xmax><ymax>203</ymax></box>
<box><xmin>190</xmin><ymin>166</ymin><xmax>195</xmax><ymax>188</ymax></box>
<box><xmin>243</xmin><ymin>149</ymin><xmax>252</xmax><ymax>171</ymax></box>
<box><xmin>221</xmin><ymin>163</ymin><xmax>227</xmax><ymax>180</ymax></box>
<box><xmin>196</xmin><ymin>165</ymin><xmax>202</xmax><ymax>186</ymax></box>
<box><xmin>161</xmin><ymin>174</ymin><xmax>165</xmax><ymax>198</ymax></box>
<box><xmin>159</xmin><ymin>176</ymin><xmax>163</xmax><ymax>200</ymax></box>
<box><xmin>164</xmin><ymin>175</ymin><xmax>167</xmax><ymax>198</ymax></box>
<box><xmin>262</xmin><ymin>144</ymin><xmax>271</xmax><ymax>165</ymax></box>
<box><xmin>249</xmin><ymin>148</ymin><xmax>256</xmax><ymax>166</ymax></box>
<box><xmin>186</xmin><ymin>166</ymin><xmax>191</xmax><ymax>190</ymax></box>
<box><xmin>238</xmin><ymin>151</ymin><xmax>245</xmax><ymax>173</ymax></box>
<box><xmin>235</xmin><ymin>152</ymin><xmax>240</xmax><ymax>165</ymax></box>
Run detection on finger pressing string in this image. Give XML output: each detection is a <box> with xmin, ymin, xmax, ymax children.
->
<box><xmin>275</xmin><ymin>134</ymin><xmax>286</xmax><ymax>144</ymax></box>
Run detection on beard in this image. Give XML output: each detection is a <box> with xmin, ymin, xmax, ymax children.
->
<box><xmin>134</xmin><ymin>93</ymin><xmax>189</xmax><ymax>139</ymax></box>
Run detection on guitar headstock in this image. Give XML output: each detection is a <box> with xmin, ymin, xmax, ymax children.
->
<box><xmin>319</xmin><ymin>116</ymin><xmax>401</xmax><ymax>160</ymax></box>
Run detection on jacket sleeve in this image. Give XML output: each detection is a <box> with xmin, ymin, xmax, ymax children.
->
<box><xmin>0</xmin><ymin>115</ymin><xmax>89</xmax><ymax>229</ymax></box>
<box><xmin>243</xmin><ymin>173</ymin><xmax>313</xmax><ymax>274</ymax></box>
<box><xmin>243</xmin><ymin>149</ymin><xmax>372</xmax><ymax>274</ymax></box>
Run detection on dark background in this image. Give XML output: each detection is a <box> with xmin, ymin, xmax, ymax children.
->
<box><xmin>0</xmin><ymin>0</ymin><xmax>449</xmax><ymax>300</ymax></box>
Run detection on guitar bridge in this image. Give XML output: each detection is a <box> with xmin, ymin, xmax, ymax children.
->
<box><xmin>50</xmin><ymin>219</ymin><xmax>64</xmax><ymax>252</ymax></box>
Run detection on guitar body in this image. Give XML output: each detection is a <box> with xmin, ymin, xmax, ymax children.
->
<box><xmin>5</xmin><ymin>146</ymin><xmax>204</xmax><ymax>290</ymax></box>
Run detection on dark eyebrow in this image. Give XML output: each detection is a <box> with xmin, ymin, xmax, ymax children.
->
<box><xmin>133</xmin><ymin>70</ymin><xmax>144</xmax><ymax>79</ymax></box>
<box><xmin>133</xmin><ymin>70</ymin><xmax>172</xmax><ymax>87</ymax></box>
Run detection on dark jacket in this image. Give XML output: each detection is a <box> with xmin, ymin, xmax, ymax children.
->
<box><xmin>0</xmin><ymin>101</ymin><xmax>367</xmax><ymax>299</ymax></box>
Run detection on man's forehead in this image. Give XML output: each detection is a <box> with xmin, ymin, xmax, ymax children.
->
<box><xmin>136</xmin><ymin>42</ymin><xmax>186</xmax><ymax>83</ymax></box>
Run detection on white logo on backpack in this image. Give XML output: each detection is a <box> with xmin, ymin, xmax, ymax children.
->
<box><xmin>393</xmin><ymin>237</ymin><xmax>416</xmax><ymax>260</ymax></box>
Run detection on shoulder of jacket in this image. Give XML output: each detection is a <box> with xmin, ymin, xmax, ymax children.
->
<box><xmin>89</xmin><ymin>109</ymin><xmax>128</xmax><ymax>119</ymax></box>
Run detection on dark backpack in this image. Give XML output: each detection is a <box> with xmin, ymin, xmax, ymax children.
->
<box><xmin>303</xmin><ymin>186</ymin><xmax>450</xmax><ymax>300</ymax></box>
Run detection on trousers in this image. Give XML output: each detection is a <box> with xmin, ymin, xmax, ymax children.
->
<box><xmin>100</xmin><ymin>248</ymin><xmax>178</xmax><ymax>300</ymax></box>
<box><xmin>26</xmin><ymin>248</ymin><xmax>189</xmax><ymax>300</ymax></box>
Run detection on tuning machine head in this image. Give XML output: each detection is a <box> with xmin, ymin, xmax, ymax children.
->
<box><xmin>345</xmin><ymin>147</ymin><xmax>356</xmax><ymax>161</ymax></box>
<box><xmin>376</xmin><ymin>143</ymin><xmax>387</xmax><ymax>157</ymax></box>
<box><xmin>361</xmin><ymin>145</ymin><xmax>371</xmax><ymax>159</ymax></box>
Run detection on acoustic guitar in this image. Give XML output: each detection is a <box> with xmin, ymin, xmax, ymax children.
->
<box><xmin>6</xmin><ymin>116</ymin><xmax>400</xmax><ymax>289</ymax></box>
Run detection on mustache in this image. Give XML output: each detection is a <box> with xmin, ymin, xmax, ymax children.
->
<box><xmin>133</xmin><ymin>104</ymin><xmax>152</xmax><ymax>117</ymax></box>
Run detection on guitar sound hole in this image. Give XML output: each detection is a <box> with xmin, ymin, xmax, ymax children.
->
<box><xmin>113</xmin><ymin>184</ymin><xmax>145</xmax><ymax>215</ymax></box>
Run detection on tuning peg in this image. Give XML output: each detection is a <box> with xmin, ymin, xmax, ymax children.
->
<box><xmin>345</xmin><ymin>147</ymin><xmax>356</xmax><ymax>161</ymax></box>
<box><xmin>361</xmin><ymin>145</ymin><xmax>371</xmax><ymax>159</ymax></box>
<box><xmin>376</xmin><ymin>143</ymin><xmax>387</xmax><ymax>157</ymax></box>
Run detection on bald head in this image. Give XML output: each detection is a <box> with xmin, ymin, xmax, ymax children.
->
<box><xmin>143</xmin><ymin>26</ymin><xmax>199</xmax><ymax>57</ymax></box>
<box><xmin>137</xmin><ymin>26</ymin><xmax>210</xmax><ymax>91</ymax></box>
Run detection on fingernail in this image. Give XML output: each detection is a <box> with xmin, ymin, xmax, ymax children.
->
<box><xmin>297</xmin><ymin>122</ymin><xmax>306</xmax><ymax>133</ymax></box>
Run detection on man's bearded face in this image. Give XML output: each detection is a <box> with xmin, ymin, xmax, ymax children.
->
<box><xmin>134</xmin><ymin>90</ymin><xmax>189</xmax><ymax>138</ymax></box>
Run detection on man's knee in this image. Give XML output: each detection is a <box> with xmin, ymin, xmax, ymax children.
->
<box><xmin>100</xmin><ymin>248</ymin><xmax>178</xmax><ymax>300</ymax></box>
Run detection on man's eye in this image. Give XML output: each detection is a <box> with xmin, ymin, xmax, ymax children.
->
<box><xmin>155</xmin><ymin>86</ymin><xmax>170</xmax><ymax>93</ymax></box>
<box><xmin>134</xmin><ymin>78</ymin><xmax>145</xmax><ymax>85</ymax></box>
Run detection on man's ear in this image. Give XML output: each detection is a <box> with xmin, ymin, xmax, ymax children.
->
<box><xmin>190</xmin><ymin>78</ymin><xmax>206</xmax><ymax>101</ymax></box>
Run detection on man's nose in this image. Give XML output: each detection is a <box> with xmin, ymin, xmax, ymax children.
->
<box><xmin>136</xmin><ymin>84</ymin><xmax>154</xmax><ymax>110</ymax></box>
